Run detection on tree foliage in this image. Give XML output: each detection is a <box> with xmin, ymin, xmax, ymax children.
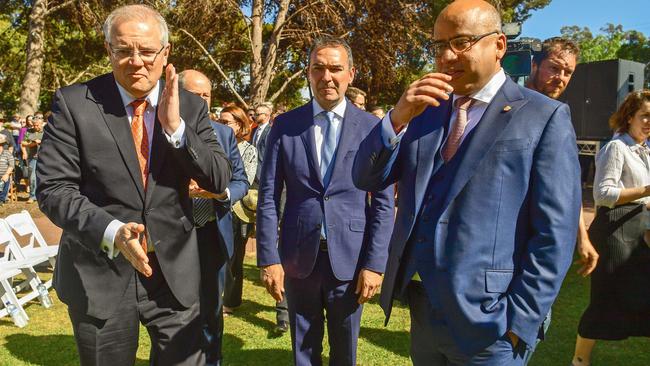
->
<box><xmin>0</xmin><ymin>0</ymin><xmax>555</xmax><ymax>115</ymax></box>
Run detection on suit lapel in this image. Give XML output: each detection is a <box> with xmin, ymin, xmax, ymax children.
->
<box><xmin>299</xmin><ymin>103</ymin><xmax>323</xmax><ymax>188</ymax></box>
<box><xmin>441</xmin><ymin>79</ymin><xmax>526</xmax><ymax>211</ymax></box>
<box><xmin>414</xmin><ymin>103</ymin><xmax>450</xmax><ymax>216</ymax></box>
<box><xmin>91</xmin><ymin>74</ymin><xmax>145</xmax><ymax>202</ymax></box>
<box><xmin>145</xmin><ymin>105</ymin><xmax>169</xmax><ymax>208</ymax></box>
<box><xmin>325</xmin><ymin>103</ymin><xmax>359</xmax><ymax>192</ymax></box>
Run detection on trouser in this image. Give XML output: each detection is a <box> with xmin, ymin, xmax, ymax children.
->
<box><xmin>285</xmin><ymin>251</ymin><xmax>362</xmax><ymax>366</ymax></box>
<box><xmin>68</xmin><ymin>254</ymin><xmax>205</xmax><ymax>366</ymax></box>
<box><xmin>28</xmin><ymin>158</ymin><xmax>37</xmax><ymax>199</ymax></box>
<box><xmin>198</xmin><ymin>220</ymin><xmax>228</xmax><ymax>365</ymax></box>
<box><xmin>407</xmin><ymin>281</ymin><xmax>529</xmax><ymax>366</ymax></box>
<box><xmin>223</xmin><ymin>217</ymin><xmax>250</xmax><ymax>308</ymax></box>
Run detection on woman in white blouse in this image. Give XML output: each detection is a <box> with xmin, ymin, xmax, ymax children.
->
<box><xmin>218</xmin><ymin>105</ymin><xmax>257</xmax><ymax>314</ymax></box>
<box><xmin>572</xmin><ymin>90</ymin><xmax>650</xmax><ymax>366</ymax></box>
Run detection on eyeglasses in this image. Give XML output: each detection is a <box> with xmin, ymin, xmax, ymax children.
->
<box><xmin>432</xmin><ymin>31</ymin><xmax>500</xmax><ymax>56</ymax></box>
<box><xmin>108</xmin><ymin>44</ymin><xmax>167</xmax><ymax>64</ymax></box>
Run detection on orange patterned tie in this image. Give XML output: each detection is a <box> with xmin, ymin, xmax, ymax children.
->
<box><xmin>130</xmin><ymin>99</ymin><xmax>150</xmax><ymax>252</ymax></box>
<box><xmin>442</xmin><ymin>96</ymin><xmax>474</xmax><ymax>162</ymax></box>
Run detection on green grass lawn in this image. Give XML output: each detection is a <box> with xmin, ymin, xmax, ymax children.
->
<box><xmin>1</xmin><ymin>255</ymin><xmax>648</xmax><ymax>365</ymax></box>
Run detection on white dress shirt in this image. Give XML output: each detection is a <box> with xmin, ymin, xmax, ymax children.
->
<box><xmin>312</xmin><ymin>98</ymin><xmax>346</xmax><ymax>165</ymax></box>
<box><xmin>102</xmin><ymin>80</ymin><xmax>187</xmax><ymax>258</ymax></box>
<box><xmin>594</xmin><ymin>133</ymin><xmax>650</xmax><ymax>208</ymax></box>
<box><xmin>253</xmin><ymin>122</ymin><xmax>270</xmax><ymax>147</ymax></box>
<box><xmin>381</xmin><ymin>69</ymin><xmax>507</xmax><ymax>149</ymax></box>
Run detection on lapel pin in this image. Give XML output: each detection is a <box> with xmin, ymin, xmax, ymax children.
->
<box><xmin>502</xmin><ymin>105</ymin><xmax>512</xmax><ymax>112</ymax></box>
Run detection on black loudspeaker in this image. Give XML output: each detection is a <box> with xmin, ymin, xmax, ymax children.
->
<box><xmin>560</xmin><ymin>59</ymin><xmax>646</xmax><ymax>140</ymax></box>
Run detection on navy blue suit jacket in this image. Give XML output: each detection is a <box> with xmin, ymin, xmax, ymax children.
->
<box><xmin>210</xmin><ymin>121</ymin><xmax>249</xmax><ymax>259</ymax></box>
<box><xmin>256</xmin><ymin>101</ymin><xmax>395</xmax><ymax>280</ymax></box>
<box><xmin>353</xmin><ymin>79</ymin><xmax>581</xmax><ymax>354</ymax></box>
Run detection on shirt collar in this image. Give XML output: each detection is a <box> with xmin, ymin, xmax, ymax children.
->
<box><xmin>114</xmin><ymin>79</ymin><xmax>161</xmax><ymax>111</ymax></box>
<box><xmin>452</xmin><ymin>68</ymin><xmax>506</xmax><ymax>105</ymax></box>
<box><xmin>620</xmin><ymin>132</ymin><xmax>650</xmax><ymax>149</ymax></box>
<box><xmin>312</xmin><ymin>98</ymin><xmax>347</xmax><ymax>120</ymax></box>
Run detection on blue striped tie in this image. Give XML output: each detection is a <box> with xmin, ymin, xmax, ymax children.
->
<box><xmin>320</xmin><ymin>111</ymin><xmax>337</xmax><ymax>239</ymax></box>
<box><xmin>321</xmin><ymin>111</ymin><xmax>337</xmax><ymax>187</ymax></box>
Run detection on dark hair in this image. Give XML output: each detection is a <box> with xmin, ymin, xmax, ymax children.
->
<box><xmin>221</xmin><ymin>105</ymin><xmax>252</xmax><ymax>140</ymax></box>
<box><xmin>609</xmin><ymin>90</ymin><xmax>650</xmax><ymax>133</ymax></box>
<box><xmin>308</xmin><ymin>37</ymin><xmax>354</xmax><ymax>68</ymax></box>
<box><xmin>532</xmin><ymin>37</ymin><xmax>580</xmax><ymax>66</ymax></box>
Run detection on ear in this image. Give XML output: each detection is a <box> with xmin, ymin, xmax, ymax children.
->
<box><xmin>104</xmin><ymin>42</ymin><xmax>112</xmax><ymax>59</ymax></box>
<box><xmin>162</xmin><ymin>43</ymin><xmax>171</xmax><ymax>66</ymax></box>
<box><xmin>495</xmin><ymin>33</ymin><xmax>507</xmax><ymax>59</ymax></box>
<box><xmin>349</xmin><ymin>66</ymin><xmax>356</xmax><ymax>83</ymax></box>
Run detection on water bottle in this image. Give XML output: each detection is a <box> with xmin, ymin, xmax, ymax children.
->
<box><xmin>5</xmin><ymin>301</ymin><xmax>27</xmax><ymax>328</ymax></box>
<box><xmin>37</xmin><ymin>283</ymin><xmax>53</xmax><ymax>308</ymax></box>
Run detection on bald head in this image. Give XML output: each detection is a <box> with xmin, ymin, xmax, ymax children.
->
<box><xmin>434</xmin><ymin>0</ymin><xmax>506</xmax><ymax>95</ymax></box>
<box><xmin>179</xmin><ymin>70</ymin><xmax>212</xmax><ymax>108</ymax></box>
<box><xmin>438</xmin><ymin>0</ymin><xmax>501</xmax><ymax>35</ymax></box>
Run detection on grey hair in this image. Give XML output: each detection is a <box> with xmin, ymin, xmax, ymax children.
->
<box><xmin>257</xmin><ymin>102</ymin><xmax>274</xmax><ymax>113</ymax></box>
<box><xmin>103</xmin><ymin>5</ymin><xmax>169</xmax><ymax>46</ymax></box>
<box><xmin>308</xmin><ymin>37</ymin><xmax>354</xmax><ymax>69</ymax></box>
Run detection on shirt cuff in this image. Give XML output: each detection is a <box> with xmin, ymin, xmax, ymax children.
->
<box><xmin>381</xmin><ymin>110</ymin><xmax>407</xmax><ymax>149</ymax></box>
<box><xmin>102</xmin><ymin>219</ymin><xmax>125</xmax><ymax>259</ymax></box>
<box><xmin>165</xmin><ymin>118</ymin><xmax>186</xmax><ymax>148</ymax></box>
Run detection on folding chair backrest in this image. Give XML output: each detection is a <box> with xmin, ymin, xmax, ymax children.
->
<box><xmin>0</xmin><ymin>220</ymin><xmax>26</xmax><ymax>262</ymax></box>
<box><xmin>4</xmin><ymin>211</ymin><xmax>46</xmax><ymax>251</ymax></box>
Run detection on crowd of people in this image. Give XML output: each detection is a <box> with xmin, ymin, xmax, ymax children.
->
<box><xmin>0</xmin><ymin>112</ymin><xmax>46</xmax><ymax>204</ymax></box>
<box><xmin>24</xmin><ymin>0</ymin><xmax>650</xmax><ymax>365</ymax></box>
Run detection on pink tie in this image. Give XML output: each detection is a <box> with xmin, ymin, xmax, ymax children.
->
<box><xmin>442</xmin><ymin>96</ymin><xmax>474</xmax><ymax>162</ymax></box>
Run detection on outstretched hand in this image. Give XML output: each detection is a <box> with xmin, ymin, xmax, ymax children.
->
<box><xmin>115</xmin><ymin>222</ymin><xmax>152</xmax><ymax>277</ymax></box>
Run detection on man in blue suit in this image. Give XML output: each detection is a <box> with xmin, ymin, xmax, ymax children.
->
<box><xmin>353</xmin><ymin>1</ymin><xmax>581</xmax><ymax>365</ymax></box>
<box><xmin>179</xmin><ymin>70</ymin><xmax>249</xmax><ymax>366</ymax></box>
<box><xmin>256</xmin><ymin>37</ymin><xmax>395</xmax><ymax>365</ymax></box>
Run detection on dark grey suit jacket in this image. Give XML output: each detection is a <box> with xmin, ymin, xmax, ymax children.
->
<box><xmin>37</xmin><ymin>73</ymin><xmax>231</xmax><ymax>319</ymax></box>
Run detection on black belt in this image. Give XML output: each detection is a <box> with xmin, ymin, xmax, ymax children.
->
<box><xmin>319</xmin><ymin>239</ymin><xmax>328</xmax><ymax>252</ymax></box>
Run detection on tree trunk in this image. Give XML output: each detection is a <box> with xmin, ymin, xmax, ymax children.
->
<box><xmin>249</xmin><ymin>0</ymin><xmax>264</xmax><ymax>107</ymax></box>
<box><xmin>18</xmin><ymin>0</ymin><xmax>47</xmax><ymax>117</ymax></box>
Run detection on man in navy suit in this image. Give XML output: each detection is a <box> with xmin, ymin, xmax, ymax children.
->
<box><xmin>179</xmin><ymin>70</ymin><xmax>249</xmax><ymax>366</ymax></box>
<box><xmin>256</xmin><ymin>37</ymin><xmax>395</xmax><ymax>365</ymax></box>
<box><xmin>353</xmin><ymin>1</ymin><xmax>581</xmax><ymax>365</ymax></box>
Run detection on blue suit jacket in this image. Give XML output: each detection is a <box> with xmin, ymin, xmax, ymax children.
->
<box><xmin>353</xmin><ymin>79</ymin><xmax>581</xmax><ymax>354</ymax></box>
<box><xmin>256</xmin><ymin>101</ymin><xmax>395</xmax><ymax>280</ymax></box>
<box><xmin>210</xmin><ymin>121</ymin><xmax>249</xmax><ymax>259</ymax></box>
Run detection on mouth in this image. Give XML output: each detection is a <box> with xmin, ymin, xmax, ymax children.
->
<box><xmin>443</xmin><ymin>70</ymin><xmax>464</xmax><ymax>79</ymax></box>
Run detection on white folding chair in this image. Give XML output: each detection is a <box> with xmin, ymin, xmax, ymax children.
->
<box><xmin>4</xmin><ymin>210</ymin><xmax>58</xmax><ymax>271</ymax></box>
<box><xmin>0</xmin><ymin>221</ymin><xmax>52</xmax><ymax>326</ymax></box>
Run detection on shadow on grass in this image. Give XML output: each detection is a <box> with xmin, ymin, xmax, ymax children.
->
<box><xmin>242</xmin><ymin>262</ymin><xmax>264</xmax><ymax>287</ymax></box>
<box><xmin>235</xmin><ymin>298</ymin><xmax>288</xmax><ymax>339</ymax></box>
<box><xmin>3</xmin><ymin>334</ymin><xmax>149</xmax><ymax>365</ymax></box>
<box><xmin>360</xmin><ymin>326</ymin><xmax>410</xmax><ymax>358</ymax></box>
<box><xmin>223</xmin><ymin>333</ymin><xmax>292</xmax><ymax>365</ymax></box>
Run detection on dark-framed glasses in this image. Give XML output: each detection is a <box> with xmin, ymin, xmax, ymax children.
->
<box><xmin>432</xmin><ymin>31</ymin><xmax>500</xmax><ymax>56</ymax></box>
<box><xmin>108</xmin><ymin>44</ymin><xmax>167</xmax><ymax>64</ymax></box>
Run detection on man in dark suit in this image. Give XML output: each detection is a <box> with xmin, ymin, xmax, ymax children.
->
<box><xmin>36</xmin><ymin>6</ymin><xmax>231</xmax><ymax>365</ymax></box>
<box><xmin>256</xmin><ymin>37</ymin><xmax>395</xmax><ymax>365</ymax></box>
<box><xmin>353</xmin><ymin>0</ymin><xmax>581</xmax><ymax>365</ymax></box>
<box><xmin>179</xmin><ymin>69</ymin><xmax>249</xmax><ymax>366</ymax></box>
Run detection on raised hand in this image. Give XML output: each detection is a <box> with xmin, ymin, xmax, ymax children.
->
<box><xmin>157</xmin><ymin>63</ymin><xmax>181</xmax><ymax>135</ymax></box>
<box><xmin>390</xmin><ymin>73</ymin><xmax>454</xmax><ymax>131</ymax></box>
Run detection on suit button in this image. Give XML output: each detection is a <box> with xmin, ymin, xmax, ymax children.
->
<box><xmin>417</xmin><ymin>237</ymin><xmax>425</xmax><ymax>243</ymax></box>
<box><xmin>316</xmin><ymin>223</ymin><xmax>322</xmax><ymax>229</ymax></box>
<box><xmin>422</xmin><ymin>216</ymin><xmax>430</xmax><ymax>222</ymax></box>
<box><xmin>324</xmin><ymin>196</ymin><xmax>329</xmax><ymax>201</ymax></box>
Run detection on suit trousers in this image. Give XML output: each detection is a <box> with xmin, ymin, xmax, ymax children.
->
<box><xmin>223</xmin><ymin>216</ymin><xmax>250</xmax><ymax>308</ymax></box>
<box><xmin>68</xmin><ymin>254</ymin><xmax>205</xmax><ymax>366</ymax></box>
<box><xmin>407</xmin><ymin>281</ymin><xmax>528</xmax><ymax>366</ymax></box>
<box><xmin>198</xmin><ymin>220</ymin><xmax>228</xmax><ymax>365</ymax></box>
<box><xmin>285</xmin><ymin>251</ymin><xmax>362</xmax><ymax>366</ymax></box>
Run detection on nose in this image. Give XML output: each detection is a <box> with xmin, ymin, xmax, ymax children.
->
<box><xmin>322</xmin><ymin>68</ymin><xmax>333</xmax><ymax>82</ymax></box>
<box><xmin>128</xmin><ymin>53</ymin><xmax>145</xmax><ymax>66</ymax></box>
